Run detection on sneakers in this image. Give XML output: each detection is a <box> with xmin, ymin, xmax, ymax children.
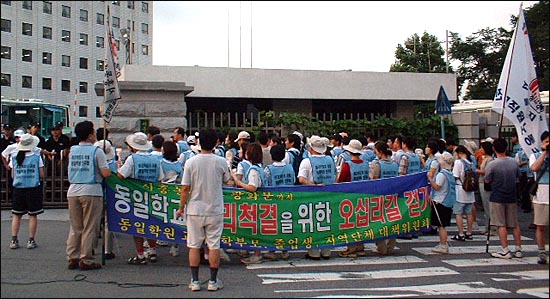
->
<box><xmin>9</xmin><ymin>240</ymin><xmax>19</xmax><ymax>249</ymax></box>
<box><xmin>241</xmin><ymin>254</ymin><xmax>263</xmax><ymax>264</ymax></box>
<box><xmin>189</xmin><ymin>279</ymin><xmax>201</xmax><ymax>291</ymax></box>
<box><xmin>68</xmin><ymin>258</ymin><xmax>80</xmax><ymax>270</ymax></box>
<box><xmin>26</xmin><ymin>240</ymin><xmax>37</xmax><ymax>249</ymax></box>
<box><xmin>78</xmin><ymin>260</ymin><xmax>102</xmax><ymax>271</ymax></box>
<box><xmin>104</xmin><ymin>252</ymin><xmax>116</xmax><ymax>260</ymax></box>
<box><xmin>451</xmin><ymin>234</ymin><xmax>466</xmax><ymax>241</ymax></box>
<box><xmin>220</xmin><ymin>249</ymin><xmax>231</xmax><ymax>262</ymax></box>
<box><xmin>491</xmin><ymin>250</ymin><xmax>512</xmax><ymax>259</ymax></box>
<box><xmin>207</xmin><ymin>278</ymin><xmax>224</xmax><ymax>291</ymax></box>
<box><xmin>431</xmin><ymin>244</ymin><xmax>449</xmax><ymax>254</ymax></box>
<box><xmin>127</xmin><ymin>256</ymin><xmax>147</xmax><ymax>265</ymax></box>
<box><xmin>156</xmin><ymin>240</ymin><xmax>169</xmax><ymax>246</ymax></box>
<box><xmin>169</xmin><ymin>245</ymin><xmax>179</xmax><ymax>257</ymax></box>
<box><xmin>537</xmin><ymin>252</ymin><xmax>548</xmax><ymax>264</ymax></box>
<box><xmin>513</xmin><ymin>250</ymin><xmax>523</xmax><ymax>258</ymax></box>
<box><xmin>146</xmin><ymin>249</ymin><xmax>158</xmax><ymax>262</ymax></box>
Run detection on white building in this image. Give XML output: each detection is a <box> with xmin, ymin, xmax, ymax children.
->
<box><xmin>1</xmin><ymin>0</ymin><xmax>153</xmax><ymax>128</ymax></box>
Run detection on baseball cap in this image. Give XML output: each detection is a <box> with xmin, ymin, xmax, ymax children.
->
<box><xmin>55</xmin><ymin>121</ymin><xmax>64</xmax><ymax>128</ymax></box>
<box><xmin>2</xmin><ymin>124</ymin><xmax>13</xmax><ymax>130</ymax></box>
<box><xmin>14</xmin><ymin>129</ymin><xmax>25</xmax><ymax>137</ymax></box>
<box><xmin>234</xmin><ymin>131</ymin><xmax>250</xmax><ymax>142</ymax></box>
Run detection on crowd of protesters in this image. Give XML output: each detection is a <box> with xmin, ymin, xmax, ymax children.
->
<box><xmin>2</xmin><ymin>121</ymin><xmax>548</xmax><ymax>292</ymax></box>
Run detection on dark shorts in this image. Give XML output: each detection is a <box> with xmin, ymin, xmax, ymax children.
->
<box><xmin>12</xmin><ymin>186</ymin><xmax>44</xmax><ymax>216</ymax></box>
<box><xmin>431</xmin><ymin>203</ymin><xmax>452</xmax><ymax>227</ymax></box>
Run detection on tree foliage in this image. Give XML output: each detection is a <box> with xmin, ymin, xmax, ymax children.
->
<box><xmin>390</xmin><ymin>32</ymin><xmax>449</xmax><ymax>73</ymax></box>
<box><xmin>449</xmin><ymin>1</ymin><xmax>549</xmax><ymax>99</ymax></box>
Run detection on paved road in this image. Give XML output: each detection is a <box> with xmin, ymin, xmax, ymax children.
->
<box><xmin>1</xmin><ymin>207</ymin><xmax>548</xmax><ymax>298</ymax></box>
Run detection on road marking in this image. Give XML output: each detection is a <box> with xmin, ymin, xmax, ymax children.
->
<box><xmin>246</xmin><ymin>255</ymin><xmax>426</xmax><ymax>270</ymax></box>
<box><xmin>443</xmin><ymin>256</ymin><xmax>540</xmax><ymax>267</ymax></box>
<box><xmin>258</xmin><ymin>266</ymin><xmax>458</xmax><ymax>284</ymax></box>
<box><xmin>488</xmin><ymin>270</ymin><xmax>549</xmax><ymax>281</ymax></box>
<box><xmin>274</xmin><ymin>281</ymin><xmax>510</xmax><ymax>296</ymax></box>
<box><xmin>516</xmin><ymin>287</ymin><xmax>550</xmax><ymax>298</ymax></box>
<box><xmin>413</xmin><ymin>244</ymin><xmax>540</xmax><ymax>255</ymax></box>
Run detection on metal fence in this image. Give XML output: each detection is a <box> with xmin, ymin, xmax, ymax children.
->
<box><xmin>1</xmin><ymin>153</ymin><xmax>69</xmax><ymax>209</ymax></box>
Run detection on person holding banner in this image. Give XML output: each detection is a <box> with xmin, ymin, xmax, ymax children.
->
<box><xmin>529</xmin><ymin>131</ymin><xmax>549</xmax><ymax>264</ymax></box>
<box><xmin>370</xmin><ymin>141</ymin><xmax>399</xmax><ymax>255</ymax></box>
<box><xmin>66</xmin><ymin>121</ymin><xmax>111</xmax><ymax>270</ymax></box>
<box><xmin>232</xmin><ymin>143</ymin><xmax>268</xmax><ymax>265</ymax></box>
<box><xmin>118</xmin><ymin>132</ymin><xmax>164</xmax><ymax>265</ymax></box>
<box><xmin>427</xmin><ymin>152</ymin><xmax>456</xmax><ymax>254</ymax></box>
<box><xmin>298</xmin><ymin>135</ymin><xmax>335</xmax><ymax>260</ymax></box>
<box><xmin>337</xmin><ymin>139</ymin><xmax>370</xmax><ymax>258</ymax></box>
<box><xmin>176</xmin><ymin>129</ymin><xmax>230</xmax><ymax>292</ymax></box>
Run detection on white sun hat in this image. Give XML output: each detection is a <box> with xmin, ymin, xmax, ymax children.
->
<box><xmin>125</xmin><ymin>132</ymin><xmax>151</xmax><ymax>151</ymax></box>
<box><xmin>343</xmin><ymin>139</ymin><xmax>364</xmax><ymax>154</ymax></box>
<box><xmin>94</xmin><ymin>140</ymin><xmax>115</xmax><ymax>160</ymax></box>
<box><xmin>17</xmin><ymin>133</ymin><xmax>39</xmax><ymax>151</ymax></box>
<box><xmin>309</xmin><ymin>135</ymin><xmax>330</xmax><ymax>154</ymax></box>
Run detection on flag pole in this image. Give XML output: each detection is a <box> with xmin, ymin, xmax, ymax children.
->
<box><xmin>497</xmin><ymin>4</ymin><xmax>522</xmax><ymax>138</ymax></box>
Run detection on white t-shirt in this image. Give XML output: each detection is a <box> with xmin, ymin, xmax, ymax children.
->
<box><xmin>432</xmin><ymin>171</ymin><xmax>449</xmax><ymax>204</ymax></box>
<box><xmin>236</xmin><ymin>159</ymin><xmax>252</xmax><ymax>176</ymax></box>
<box><xmin>452</xmin><ymin>158</ymin><xmax>475</xmax><ymax>203</ymax></box>
<box><xmin>246</xmin><ymin>167</ymin><xmax>262</xmax><ymax>188</ymax></box>
<box><xmin>182</xmin><ymin>153</ymin><xmax>231</xmax><ymax>216</ymax></box>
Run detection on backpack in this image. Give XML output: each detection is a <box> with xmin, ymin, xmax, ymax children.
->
<box><xmin>460</xmin><ymin>159</ymin><xmax>478</xmax><ymax>192</ymax></box>
<box><xmin>289</xmin><ymin>149</ymin><xmax>303</xmax><ymax>185</ymax></box>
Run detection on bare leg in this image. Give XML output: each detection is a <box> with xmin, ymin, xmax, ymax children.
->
<box><xmin>208</xmin><ymin>248</ymin><xmax>220</xmax><ymax>269</ymax></box>
<box><xmin>456</xmin><ymin>214</ymin><xmax>464</xmax><ymax>235</ymax></box>
<box><xmin>466</xmin><ymin>214</ymin><xmax>474</xmax><ymax>235</ymax></box>
<box><xmin>28</xmin><ymin>215</ymin><xmax>37</xmax><ymax>239</ymax></box>
<box><xmin>512</xmin><ymin>226</ymin><xmax>522</xmax><ymax>248</ymax></box>
<box><xmin>536</xmin><ymin>225</ymin><xmax>548</xmax><ymax>250</ymax></box>
<box><xmin>189</xmin><ymin>248</ymin><xmax>201</xmax><ymax>267</ymax></box>
<box><xmin>497</xmin><ymin>226</ymin><xmax>509</xmax><ymax>248</ymax></box>
<box><xmin>439</xmin><ymin>227</ymin><xmax>448</xmax><ymax>246</ymax></box>
<box><xmin>11</xmin><ymin>214</ymin><xmax>23</xmax><ymax>238</ymax></box>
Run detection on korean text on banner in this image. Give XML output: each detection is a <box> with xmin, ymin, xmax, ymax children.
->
<box><xmin>492</xmin><ymin>5</ymin><xmax>548</xmax><ymax>155</ymax></box>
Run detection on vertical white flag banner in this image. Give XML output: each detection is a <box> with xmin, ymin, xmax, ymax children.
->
<box><xmin>103</xmin><ymin>5</ymin><xmax>121</xmax><ymax>123</ymax></box>
<box><xmin>492</xmin><ymin>5</ymin><xmax>548</xmax><ymax>155</ymax></box>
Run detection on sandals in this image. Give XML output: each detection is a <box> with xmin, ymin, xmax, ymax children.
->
<box><xmin>464</xmin><ymin>233</ymin><xmax>473</xmax><ymax>240</ymax></box>
<box><xmin>451</xmin><ymin>234</ymin><xmax>466</xmax><ymax>241</ymax></box>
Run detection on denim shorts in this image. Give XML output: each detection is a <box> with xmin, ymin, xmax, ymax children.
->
<box><xmin>453</xmin><ymin>202</ymin><xmax>473</xmax><ymax>215</ymax></box>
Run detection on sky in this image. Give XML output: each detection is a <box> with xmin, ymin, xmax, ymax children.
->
<box><xmin>152</xmin><ymin>1</ymin><xmax>538</xmax><ymax>73</ymax></box>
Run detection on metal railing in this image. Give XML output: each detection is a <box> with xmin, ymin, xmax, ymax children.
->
<box><xmin>1</xmin><ymin>153</ymin><xmax>69</xmax><ymax>209</ymax></box>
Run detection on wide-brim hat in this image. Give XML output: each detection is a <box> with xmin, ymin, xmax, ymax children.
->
<box><xmin>125</xmin><ymin>132</ymin><xmax>151</xmax><ymax>151</ymax></box>
<box><xmin>482</xmin><ymin>137</ymin><xmax>494</xmax><ymax>144</ymax></box>
<box><xmin>343</xmin><ymin>139</ymin><xmax>364</xmax><ymax>154</ymax></box>
<box><xmin>437</xmin><ymin>151</ymin><xmax>454</xmax><ymax>170</ymax></box>
<box><xmin>17</xmin><ymin>133</ymin><xmax>39</xmax><ymax>151</ymax></box>
<box><xmin>94</xmin><ymin>140</ymin><xmax>115</xmax><ymax>160</ymax></box>
<box><xmin>309</xmin><ymin>135</ymin><xmax>329</xmax><ymax>154</ymax></box>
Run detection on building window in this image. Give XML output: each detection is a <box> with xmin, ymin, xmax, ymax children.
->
<box><xmin>22</xmin><ymin>76</ymin><xmax>32</xmax><ymax>88</ymax></box>
<box><xmin>112</xmin><ymin>16</ymin><xmax>120</xmax><ymax>28</ymax></box>
<box><xmin>115</xmin><ymin>39</ymin><xmax>120</xmax><ymax>51</ymax></box>
<box><xmin>42</xmin><ymin>52</ymin><xmax>52</xmax><ymax>64</ymax></box>
<box><xmin>1</xmin><ymin>1</ymin><xmax>11</xmax><ymax>6</ymax></box>
<box><xmin>1</xmin><ymin>73</ymin><xmax>10</xmax><ymax>86</ymax></box>
<box><xmin>141</xmin><ymin>45</ymin><xmax>149</xmax><ymax>56</ymax></box>
<box><xmin>141</xmin><ymin>23</ymin><xmax>148</xmax><ymax>34</ymax></box>
<box><xmin>112</xmin><ymin>1</ymin><xmax>120</xmax><ymax>6</ymax></box>
<box><xmin>42</xmin><ymin>78</ymin><xmax>52</xmax><ymax>90</ymax></box>
<box><xmin>62</xmin><ymin>5</ymin><xmax>71</xmax><ymax>18</ymax></box>
<box><xmin>96</xmin><ymin>60</ymin><xmax>104</xmax><ymax>71</ymax></box>
<box><xmin>43</xmin><ymin>1</ymin><xmax>52</xmax><ymax>14</ymax></box>
<box><xmin>1</xmin><ymin>46</ymin><xmax>10</xmax><ymax>59</ymax></box>
<box><xmin>127</xmin><ymin>1</ymin><xmax>134</xmax><ymax>9</ymax></box>
<box><xmin>61</xmin><ymin>30</ymin><xmax>70</xmax><ymax>42</ymax></box>
<box><xmin>79</xmin><ymin>106</ymin><xmax>88</xmax><ymax>117</ymax></box>
<box><xmin>96</xmin><ymin>13</ymin><xmax>104</xmax><ymax>25</ymax></box>
<box><xmin>22</xmin><ymin>22</ymin><xmax>32</xmax><ymax>36</ymax></box>
<box><xmin>22</xmin><ymin>49</ymin><xmax>32</xmax><ymax>62</ymax></box>
<box><xmin>43</xmin><ymin>26</ymin><xmax>52</xmax><ymax>39</ymax></box>
<box><xmin>141</xmin><ymin>2</ymin><xmax>148</xmax><ymax>13</ymax></box>
<box><xmin>1</xmin><ymin>19</ymin><xmax>10</xmax><ymax>33</ymax></box>
<box><xmin>96</xmin><ymin>36</ymin><xmax>104</xmax><ymax>48</ymax></box>
<box><xmin>79</xmin><ymin>81</ymin><xmax>88</xmax><ymax>93</ymax></box>
<box><xmin>22</xmin><ymin>0</ymin><xmax>32</xmax><ymax>10</ymax></box>
<box><xmin>61</xmin><ymin>55</ymin><xmax>70</xmax><ymax>67</ymax></box>
<box><xmin>96</xmin><ymin>107</ymin><xmax>101</xmax><ymax>118</ymax></box>
<box><xmin>61</xmin><ymin>79</ymin><xmax>70</xmax><ymax>91</ymax></box>
<box><xmin>79</xmin><ymin>9</ymin><xmax>88</xmax><ymax>22</ymax></box>
<box><xmin>79</xmin><ymin>57</ymin><xmax>88</xmax><ymax>69</ymax></box>
<box><xmin>79</xmin><ymin>33</ymin><xmax>88</xmax><ymax>45</ymax></box>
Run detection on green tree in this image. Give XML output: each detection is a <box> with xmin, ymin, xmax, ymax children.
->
<box><xmin>390</xmin><ymin>32</ymin><xmax>449</xmax><ymax>73</ymax></box>
<box><xmin>449</xmin><ymin>1</ymin><xmax>548</xmax><ymax>99</ymax></box>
